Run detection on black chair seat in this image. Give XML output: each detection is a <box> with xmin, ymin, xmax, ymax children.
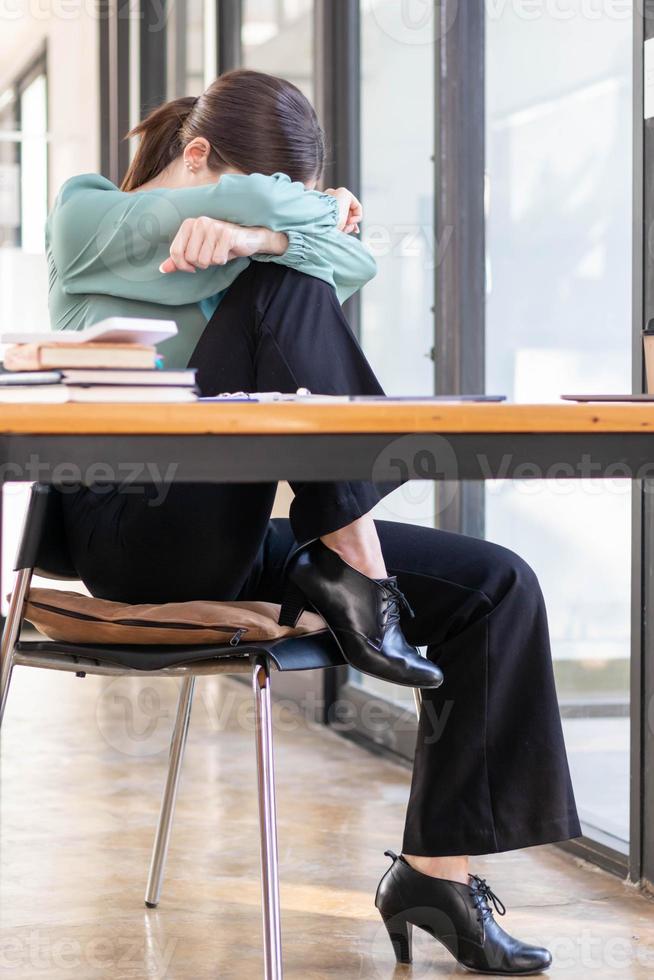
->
<box><xmin>15</xmin><ymin>630</ymin><xmax>345</xmax><ymax>673</ymax></box>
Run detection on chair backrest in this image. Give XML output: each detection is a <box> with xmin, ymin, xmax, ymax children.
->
<box><xmin>14</xmin><ymin>484</ymin><xmax>77</xmax><ymax>580</ymax></box>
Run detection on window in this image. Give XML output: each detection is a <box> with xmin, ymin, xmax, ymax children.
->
<box><xmin>359</xmin><ymin>0</ymin><xmax>435</xmax><ymax>396</ymax></box>
<box><xmin>0</xmin><ymin>56</ymin><xmax>48</xmax><ymax>255</ymax></box>
<box><xmin>242</xmin><ymin>0</ymin><xmax>314</xmax><ymax>100</ymax></box>
<box><xmin>167</xmin><ymin>0</ymin><xmax>208</xmax><ymax>97</ymax></box>
<box><xmin>0</xmin><ymin>88</ymin><xmax>19</xmax><ymax>250</ymax></box>
<box><xmin>485</xmin><ymin>4</ymin><xmax>633</xmax><ymax>849</ymax></box>
<box><xmin>18</xmin><ymin>71</ymin><xmax>48</xmax><ymax>254</ymax></box>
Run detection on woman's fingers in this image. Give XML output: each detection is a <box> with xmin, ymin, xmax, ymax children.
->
<box><xmin>345</xmin><ymin>195</ymin><xmax>363</xmax><ymax>234</ymax></box>
<box><xmin>326</xmin><ymin>187</ymin><xmax>352</xmax><ymax>231</ymax></box>
<box><xmin>349</xmin><ymin>195</ymin><xmax>363</xmax><ymax>224</ymax></box>
<box><xmin>185</xmin><ymin>216</ymin><xmax>214</xmax><ymax>268</ymax></box>
<box><xmin>159</xmin><ymin>256</ymin><xmax>178</xmax><ymax>274</ymax></box>
<box><xmin>211</xmin><ymin>234</ymin><xmax>232</xmax><ymax>266</ymax></box>
<box><xmin>171</xmin><ymin>218</ymin><xmax>198</xmax><ymax>272</ymax></box>
<box><xmin>325</xmin><ymin>187</ymin><xmax>364</xmax><ymax>232</ymax></box>
<box><xmin>196</xmin><ymin>223</ymin><xmax>220</xmax><ymax>269</ymax></box>
<box><xmin>166</xmin><ymin>218</ymin><xmax>196</xmax><ymax>273</ymax></box>
<box><xmin>161</xmin><ymin>217</ymin><xmax>255</xmax><ymax>274</ymax></box>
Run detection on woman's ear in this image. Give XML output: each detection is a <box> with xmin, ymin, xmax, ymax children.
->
<box><xmin>183</xmin><ymin>137</ymin><xmax>213</xmax><ymax>175</ymax></box>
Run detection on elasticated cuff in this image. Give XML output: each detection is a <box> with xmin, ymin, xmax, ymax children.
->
<box><xmin>256</xmin><ymin>230</ymin><xmax>308</xmax><ymax>265</ymax></box>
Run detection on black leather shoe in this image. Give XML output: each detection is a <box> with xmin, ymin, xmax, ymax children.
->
<box><xmin>278</xmin><ymin>540</ymin><xmax>443</xmax><ymax>689</ymax></box>
<box><xmin>375</xmin><ymin>851</ymin><xmax>552</xmax><ymax>975</ymax></box>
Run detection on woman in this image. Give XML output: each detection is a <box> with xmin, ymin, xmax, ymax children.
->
<box><xmin>47</xmin><ymin>70</ymin><xmax>579</xmax><ymax>975</ymax></box>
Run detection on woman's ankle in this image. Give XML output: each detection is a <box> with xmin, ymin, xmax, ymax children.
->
<box><xmin>320</xmin><ymin>514</ymin><xmax>387</xmax><ymax>579</ymax></box>
<box><xmin>403</xmin><ymin>853</ymin><xmax>470</xmax><ymax>885</ymax></box>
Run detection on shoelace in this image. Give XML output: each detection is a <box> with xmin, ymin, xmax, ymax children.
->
<box><xmin>469</xmin><ymin>875</ymin><xmax>507</xmax><ymax>924</ymax></box>
<box><xmin>382</xmin><ymin>580</ymin><xmax>416</xmax><ymax>625</ymax></box>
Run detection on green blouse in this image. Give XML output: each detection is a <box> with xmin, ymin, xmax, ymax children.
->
<box><xmin>45</xmin><ymin>172</ymin><xmax>377</xmax><ymax>368</ymax></box>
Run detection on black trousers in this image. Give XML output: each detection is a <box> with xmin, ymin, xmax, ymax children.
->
<box><xmin>62</xmin><ymin>263</ymin><xmax>581</xmax><ymax>856</ymax></box>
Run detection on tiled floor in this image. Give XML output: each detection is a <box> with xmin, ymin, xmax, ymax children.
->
<box><xmin>1</xmin><ymin>666</ymin><xmax>653</xmax><ymax>979</ymax></box>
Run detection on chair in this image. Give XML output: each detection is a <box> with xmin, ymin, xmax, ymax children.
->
<box><xmin>0</xmin><ymin>483</ymin><xmax>349</xmax><ymax>980</ymax></box>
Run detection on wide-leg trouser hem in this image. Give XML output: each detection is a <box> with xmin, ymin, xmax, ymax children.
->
<box><xmin>290</xmin><ymin>481</ymin><xmax>391</xmax><ymax>544</ymax></box>
<box><xmin>401</xmin><ymin>812</ymin><xmax>582</xmax><ymax>858</ymax></box>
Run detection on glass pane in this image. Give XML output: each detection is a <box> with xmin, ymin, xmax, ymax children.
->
<box><xmin>167</xmin><ymin>0</ymin><xmax>206</xmax><ymax>97</ymax></box>
<box><xmin>359</xmin><ymin>0</ymin><xmax>434</xmax><ymax>397</ymax></box>
<box><xmin>485</xmin><ymin>4</ymin><xmax>633</xmax><ymax>847</ymax></box>
<box><xmin>0</xmin><ymin>92</ymin><xmax>19</xmax><ymax>250</ymax></box>
<box><xmin>19</xmin><ymin>74</ymin><xmax>48</xmax><ymax>255</ymax></box>
<box><xmin>242</xmin><ymin>0</ymin><xmax>314</xmax><ymax>100</ymax></box>
<box><xmin>354</xmin><ymin>0</ymin><xmax>436</xmax><ymax>712</ymax></box>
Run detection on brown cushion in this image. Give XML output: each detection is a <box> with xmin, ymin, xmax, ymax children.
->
<box><xmin>24</xmin><ymin>588</ymin><xmax>327</xmax><ymax>646</ymax></box>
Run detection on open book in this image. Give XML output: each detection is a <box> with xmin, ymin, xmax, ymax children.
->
<box><xmin>0</xmin><ymin>317</ymin><xmax>178</xmax><ymax>347</ymax></box>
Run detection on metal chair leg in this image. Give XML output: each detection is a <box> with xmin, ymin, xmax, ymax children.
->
<box><xmin>0</xmin><ymin>569</ymin><xmax>32</xmax><ymax>727</ymax></box>
<box><xmin>412</xmin><ymin>688</ymin><xmax>423</xmax><ymax>720</ymax></box>
<box><xmin>145</xmin><ymin>675</ymin><xmax>195</xmax><ymax>908</ymax></box>
<box><xmin>252</xmin><ymin>658</ymin><xmax>283</xmax><ymax>980</ymax></box>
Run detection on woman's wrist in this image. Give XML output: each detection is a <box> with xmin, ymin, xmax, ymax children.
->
<box><xmin>255</xmin><ymin>228</ymin><xmax>289</xmax><ymax>256</ymax></box>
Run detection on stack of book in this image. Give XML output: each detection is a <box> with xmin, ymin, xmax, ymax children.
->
<box><xmin>0</xmin><ymin>319</ymin><xmax>197</xmax><ymax>403</ymax></box>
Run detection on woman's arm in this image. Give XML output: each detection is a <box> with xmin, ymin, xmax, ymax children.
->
<box><xmin>49</xmin><ymin>172</ymin><xmax>339</xmax><ymax>304</ymax></box>
<box><xmin>158</xmin><ymin>186</ymin><xmax>374</xmax><ymax>301</ymax></box>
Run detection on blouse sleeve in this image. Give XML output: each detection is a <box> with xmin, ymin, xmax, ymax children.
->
<box><xmin>49</xmin><ymin>172</ymin><xmax>340</xmax><ymax>305</ymax></box>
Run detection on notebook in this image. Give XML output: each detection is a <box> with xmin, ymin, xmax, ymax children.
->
<box><xmin>561</xmin><ymin>395</ymin><xmax>654</xmax><ymax>403</ymax></box>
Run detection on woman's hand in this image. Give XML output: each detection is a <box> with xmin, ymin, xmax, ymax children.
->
<box><xmin>325</xmin><ymin>187</ymin><xmax>363</xmax><ymax>235</ymax></box>
<box><xmin>159</xmin><ymin>217</ymin><xmax>288</xmax><ymax>274</ymax></box>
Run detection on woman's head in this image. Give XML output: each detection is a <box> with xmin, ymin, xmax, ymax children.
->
<box><xmin>121</xmin><ymin>69</ymin><xmax>325</xmax><ymax>192</ymax></box>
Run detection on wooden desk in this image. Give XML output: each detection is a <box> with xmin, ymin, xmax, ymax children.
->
<box><xmin>0</xmin><ymin>401</ymin><xmax>653</xmax><ymax>484</ymax></box>
<box><xmin>1</xmin><ymin>400</ymin><xmax>654</xmax><ymax>434</ymax></box>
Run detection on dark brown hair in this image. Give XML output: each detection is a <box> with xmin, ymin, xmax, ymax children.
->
<box><xmin>121</xmin><ymin>69</ymin><xmax>325</xmax><ymax>192</ymax></box>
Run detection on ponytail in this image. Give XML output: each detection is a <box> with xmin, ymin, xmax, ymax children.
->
<box><xmin>120</xmin><ymin>96</ymin><xmax>198</xmax><ymax>192</ymax></box>
<box><xmin>121</xmin><ymin>71</ymin><xmax>326</xmax><ymax>192</ymax></box>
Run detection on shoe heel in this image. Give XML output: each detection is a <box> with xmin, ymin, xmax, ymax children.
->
<box><xmin>278</xmin><ymin>580</ymin><xmax>306</xmax><ymax>628</ymax></box>
<box><xmin>381</xmin><ymin>912</ymin><xmax>413</xmax><ymax>964</ymax></box>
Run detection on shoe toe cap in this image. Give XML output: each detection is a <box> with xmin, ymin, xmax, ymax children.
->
<box><xmin>517</xmin><ymin>944</ymin><xmax>552</xmax><ymax>973</ymax></box>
